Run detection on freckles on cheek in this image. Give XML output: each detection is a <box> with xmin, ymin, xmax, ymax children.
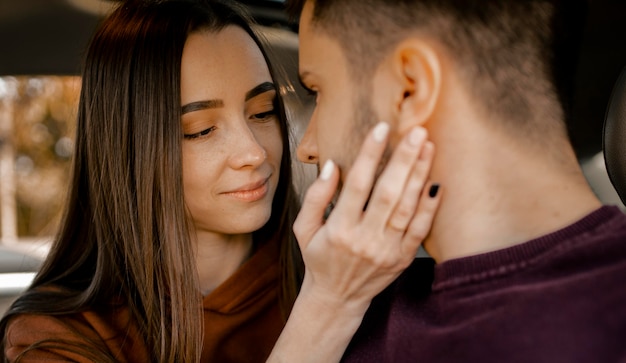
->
<box><xmin>181</xmin><ymin>155</ymin><xmax>207</xmax><ymax>191</ymax></box>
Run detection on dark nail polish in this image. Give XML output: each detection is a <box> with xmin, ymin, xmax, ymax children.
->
<box><xmin>428</xmin><ymin>184</ymin><xmax>440</xmax><ymax>198</ymax></box>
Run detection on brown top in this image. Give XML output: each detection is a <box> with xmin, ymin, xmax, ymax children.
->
<box><xmin>3</xmin><ymin>237</ymin><xmax>284</xmax><ymax>362</ymax></box>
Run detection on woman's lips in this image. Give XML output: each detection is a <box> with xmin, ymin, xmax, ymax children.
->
<box><xmin>222</xmin><ymin>177</ymin><xmax>270</xmax><ymax>202</ymax></box>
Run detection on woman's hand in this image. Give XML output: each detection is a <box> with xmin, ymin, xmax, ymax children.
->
<box><xmin>294</xmin><ymin>121</ymin><xmax>440</xmax><ymax>313</ymax></box>
<box><xmin>267</xmin><ymin>121</ymin><xmax>440</xmax><ymax>363</ymax></box>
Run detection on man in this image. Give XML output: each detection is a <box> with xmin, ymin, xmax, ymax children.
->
<box><xmin>288</xmin><ymin>0</ymin><xmax>626</xmax><ymax>362</ymax></box>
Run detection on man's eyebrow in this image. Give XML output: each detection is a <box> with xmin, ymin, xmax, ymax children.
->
<box><xmin>245</xmin><ymin>82</ymin><xmax>276</xmax><ymax>101</ymax></box>
<box><xmin>181</xmin><ymin>99</ymin><xmax>224</xmax><ymax>115</ymax></box>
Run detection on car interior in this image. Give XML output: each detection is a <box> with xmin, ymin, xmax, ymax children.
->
<box><xmin>0</xmin><ymin>0</ymin><xmax>625</xmax><ymax>316</ymax></box>
<box><xmin>604</xmin><ymin>66</ymin><xmax>626</xmax><ymax>206</ymax></box>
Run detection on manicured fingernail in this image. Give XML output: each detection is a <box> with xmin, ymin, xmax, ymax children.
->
<box><xmin>408</xmin><ymin>127</ymin><xmax>426</xmax><ymax>146</ymax></box>
<box><xmin>320</xmin><ymin>159</ymin><xmax>334</xmax><ymax>181</ymax></box>
<box><xmin>373</xmin><ymin>122</ymin><xmax>389</xmax><ymax>143</ymax></box>
<box><xmin>428</xmin><ymin>183</ymin><xmax>440</xmax><ymax>198</ymax></box>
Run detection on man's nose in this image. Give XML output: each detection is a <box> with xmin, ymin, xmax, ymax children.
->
<box><xmin>296</xmin><ymin>121</ymin><xmax>318</xmax><ymax>164</ymax></box>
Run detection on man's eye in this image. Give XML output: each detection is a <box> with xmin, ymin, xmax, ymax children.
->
<box><xmin>184</xmin><ymin>126</ymin><xmax>216</xmax><ymax>139</ymax></box>
<box><xmin>304</xmin><ymin>88</ymin><xmax>319</xmax><ymax>103</ymax></box>
<box><xmin>251</xmin><ymin>110</ymin><xmax>277</xmax><ymax>121</ymax></box>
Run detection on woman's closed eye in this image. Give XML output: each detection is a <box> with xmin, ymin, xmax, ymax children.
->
<box><xmin>184</xmin><ymin>126</ymin><xmax>216</xmax><ymax>140</ymax></box>
<box><xmin>251</xmin><ymin>109</ymin><xmax>277</xmax><ymax>122</ymax></box>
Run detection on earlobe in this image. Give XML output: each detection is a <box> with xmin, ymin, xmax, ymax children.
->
<box><xmin>394</xmin><ymin>40</ymin><xmax>442</xmax><ymax>131</ymax></box>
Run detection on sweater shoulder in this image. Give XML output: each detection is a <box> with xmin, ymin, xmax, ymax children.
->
<box><xmin>4</xmin><ymin>307</ymin><xmax>148</xmax><ymax>362</ymax></box>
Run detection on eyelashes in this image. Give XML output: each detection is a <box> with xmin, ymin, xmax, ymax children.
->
<box><xmin>184</xmin><ymin>126</ymin><xmax>216</xmax><ymax>139</ymax></box>
<box><xmin>298</xmin><ymin>77</ymin><xmax>318</xmax><ymax>98</ymax></box>
<box><xmin>300</xmin><ymin>83</ymin><xmax>318</xmax><ymax>98</ymax></box>
<box><xmin>251</xmin><ymin>109</ymin><xmax>277</xmax><ymax>121</ymax></box>
<box><xmin>182</xmin><ymin>109</ymin><xmax>277</xmax><ymax>140</ymax></box>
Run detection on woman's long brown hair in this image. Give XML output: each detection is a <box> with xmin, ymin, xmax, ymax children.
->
<box><xmin>0</xmin><ymin>0</ymin><xmax>303</xmax><ymax>361</ymax></box>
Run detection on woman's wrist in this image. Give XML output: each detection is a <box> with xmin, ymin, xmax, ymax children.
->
<box><xmin>267</xmin><ymin>278</ymin><xmax>371</xmax><ymax>363</ymax></box>
<box><xmin>297</xmin><ymin>274</ymin><xmax>372</xmax><ymax>318</ymax></box>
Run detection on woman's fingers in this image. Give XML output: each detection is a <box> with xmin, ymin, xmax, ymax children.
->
<box><xmin>330</xmin><ymin>122</ymin><xmax>390</xmax><ymax>226</ymax></box>
<box><xmin>402</xmin><ymin>181</ymin><xmax>441</xmax><ymax>256</ymax></box>
<box><xmin>384</xmin><ymin>141</ymin><xmax>434</xmax><ymax>234</ymax></box>
<box><xmin>362</xmin><ymin>127</ymin><xmax>428</xmax><ymax>232</ymax></box>
<box><xmin>293</xmin><ymin>118</ymin><xmax>441</xmax><ymax>309</ymax></box>
<box><xmin>293</xmin><ymin>160</ymin><xmax>339</xmax><ymax>251</ymax></box>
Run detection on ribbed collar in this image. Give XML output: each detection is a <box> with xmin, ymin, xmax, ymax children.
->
<box><xmin>432</xmin><ymin>206</ymin><xmax>623</xmax><ymax>291</ymax></box>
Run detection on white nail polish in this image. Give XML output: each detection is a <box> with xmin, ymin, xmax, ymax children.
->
<box><xmin>320</xmin><ymin>160</ymin><xmax>334</xmax><ymax>181</ymax></box>
<box><xmin>409</xmin><ymin>127</ymin><xmax>425</xmax><ymax>146</ymax></box>
<box><xmin>373</xmin><ymin>122</ymin><xmax>390</xmax><ymax>143</ymax></box>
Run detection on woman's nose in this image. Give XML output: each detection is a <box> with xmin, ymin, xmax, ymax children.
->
<box><xmin>229</xmin><ymin>126</ymin><xmax>267</xmax><ymax>169</ymax></box>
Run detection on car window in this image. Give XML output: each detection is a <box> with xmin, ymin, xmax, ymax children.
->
<box><xmin>0</xmin><ymin>76</ymin><xmax>78</xmax><ymax>243</ymax></box>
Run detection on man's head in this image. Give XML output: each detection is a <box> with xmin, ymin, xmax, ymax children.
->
<box><xmin>291</xmin><ymin>0</ymin><xmax>586</xmax><ymax>178</ymax></box>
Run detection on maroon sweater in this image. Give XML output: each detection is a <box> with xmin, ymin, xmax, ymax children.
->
<box><xmin>343</xmin><ymin>206</ymin><xmax>626</xmax><ymax>363</ymax></box>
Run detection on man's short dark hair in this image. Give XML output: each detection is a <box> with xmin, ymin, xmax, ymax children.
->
<box><xmin>288</xmin><ymin>0</ymin><xmax>586</xmax><ymax>141</ymax></box>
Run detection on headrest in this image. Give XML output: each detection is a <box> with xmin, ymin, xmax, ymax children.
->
<box><xmin>603</xmin><ymin>66</ymin><xmax>626</xmax><ymax>205</ymax></box>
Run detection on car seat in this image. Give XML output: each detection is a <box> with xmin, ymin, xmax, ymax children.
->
<box><xmin>603</xmin><ymin>66</ymin><xmax>626</xmax><ymax>205</ymax></box>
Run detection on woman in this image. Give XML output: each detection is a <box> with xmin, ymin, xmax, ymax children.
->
<box><xmin>1</xmin><ymin>0</ymin><xmax>440</xmax><ymax>362</ymax></box>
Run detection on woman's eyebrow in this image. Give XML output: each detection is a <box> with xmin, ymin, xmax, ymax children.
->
<box><xmin>245</xmin><ymin>82</ymin><xmax>276</xmax><ymax>101</ymax></box>
<box><xmin>181</xmin><ymin>82</ymin><xmax>276</xmax><ymax>115</ymax></box>
<box><xmin>181</xmin><ymin>99</ymin><xmax>224</xmax><ymax>115</ymax></box>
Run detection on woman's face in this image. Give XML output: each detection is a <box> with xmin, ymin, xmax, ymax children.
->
<box><xmin>180</xmin><ymin>26</ymin><xmax>283</xmax><ymax>236</ymax></box>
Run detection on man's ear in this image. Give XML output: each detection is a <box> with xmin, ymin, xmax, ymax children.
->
<box><xmin>393</xmin><ymin>39</ymin><xmax>442</xmax><ymax>132</ymax></box>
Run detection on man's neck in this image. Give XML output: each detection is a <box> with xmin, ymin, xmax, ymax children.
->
<box><xmin>423</xmin><ymin>111</ymin><xmax>601</xmax><ymax>263</ymax></box>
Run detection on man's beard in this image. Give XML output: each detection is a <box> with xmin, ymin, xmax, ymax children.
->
<box><xmin>348</xmin><ymin>89</ymin><xmax>393</xmax><ymax>186</ymax></box>
<box><xmin>326</xmin><ymin>89</ymin><xmax>393</xmax><ymax>217</ymax></box>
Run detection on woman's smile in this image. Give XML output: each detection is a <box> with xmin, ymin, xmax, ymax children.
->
<box><xmin>221</xmin><ymin>176</ymin><xmax>271</xmax><ymax>202</ymax></box>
